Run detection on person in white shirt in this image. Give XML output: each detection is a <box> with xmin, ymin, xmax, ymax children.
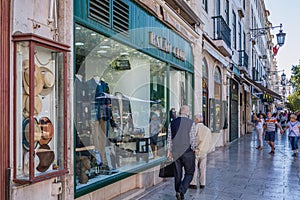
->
<box><xmin>282</xmin><ymin>114</ymin><xmax>300</xmax><ymax>157</ymax></box>
<box><xmin>253</xmin><ymin>113</ymin><xmax>264</xmax><ymax>150</ymax></box>
<box><xmin>189</xmin><ymin>114</ymin><xmax>212</xmax><ymax>189</ymax></box>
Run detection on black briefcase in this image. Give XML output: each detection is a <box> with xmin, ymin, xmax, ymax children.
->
<box><xmin>159</xmin><ymin>159</ymin><xmax>174</xmax><ymax>178</ymax></box>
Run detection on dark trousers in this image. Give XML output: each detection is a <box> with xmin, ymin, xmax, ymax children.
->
<box><xmin>174</xmin><ymin>150</ymin><xmax>195</xmax><ymax>194</ymax></box>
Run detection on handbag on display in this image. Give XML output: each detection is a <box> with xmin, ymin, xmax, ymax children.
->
<box><xmin>159</xmin><ymin>158</ymin><xmax>174</xmax><ymax>178</ymax></box>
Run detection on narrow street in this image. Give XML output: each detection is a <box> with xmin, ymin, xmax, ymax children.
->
<box><xmin>135</xmin><ymin>131</ymin><xmax>300</xmax><ymax>200</ymax></box>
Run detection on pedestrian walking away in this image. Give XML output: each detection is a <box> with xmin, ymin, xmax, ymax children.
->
<box><xmin>189</xmin><ymin>114</ymin><xmax>212</xmax><ymax>190</ymax></box>
<box><xmin>253</xmin><ymin>113</ymin><xmax>264</xmax><ymax>150</ymax></box>
<box><xmin>282</xmin><ymin>114</ymin><xmax>300</xmax><ymax>157</ymax></box>
<box><xmin>167</xmin><ymin>105</ymin><xmax>197</xmax><ymax>200</ymax></box>
<box><xmin>264</xmin><ymin>112</ymin><xmax>283</xmax><ymax>154</ymax></box>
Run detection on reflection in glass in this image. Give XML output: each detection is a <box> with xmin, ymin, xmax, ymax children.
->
<box><xmin>75</xmin><ymin>24</ymin><xmax>167</xmax><ymax>187</ymax></box>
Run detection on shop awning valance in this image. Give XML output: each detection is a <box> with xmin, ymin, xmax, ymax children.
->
<box><xmin>243</xmin><ymin>76</ymin><xmax>282</xmax><ymax>100</ymax></box>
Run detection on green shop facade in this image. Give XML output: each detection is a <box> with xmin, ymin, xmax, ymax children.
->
<box><xmin>74</xmin><ymin>0</ymin><xmax>194</xmax><ymax>198</ymax></box>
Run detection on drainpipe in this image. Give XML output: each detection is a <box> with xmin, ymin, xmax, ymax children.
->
<box><xmin>48</xmin><ymin>0</ymin><xmax>54</xmax><ymax>24</ymax></box>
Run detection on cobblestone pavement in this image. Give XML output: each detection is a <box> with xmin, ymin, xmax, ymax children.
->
<box><xmin>134</xmin><ymin>131</ymin><xmax>300</xmax><ymax>200</ymax></box>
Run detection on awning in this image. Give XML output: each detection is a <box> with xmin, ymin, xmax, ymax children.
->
<box><xmin>243</xmin><ymin>76</ymin><xmax>282</xmax><ymax>100</ymax></box>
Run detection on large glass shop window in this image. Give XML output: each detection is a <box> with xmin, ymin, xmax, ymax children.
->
<box><xmin>213</xmin><ymin>67</ymin><xmax>222</xmax><ymax>131</ymax></box>
<box><xmin>75</xmin><ymin>25</ymin><xmax>167</xmax><ymax>187</ymax></box>
<box><xmin>169</xmin><ymin>68</ymin><xmax>191</xmax><ymax>120</ymax></box>
<box><xmin>13</xmin><ymin>34</ymin><xmax>68</xmax><ymax>183</ymax></box>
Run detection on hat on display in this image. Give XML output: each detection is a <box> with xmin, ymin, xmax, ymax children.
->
<box><xmin>22</xmin><ymin>59</ymin><xmax>45</xmax><ymax>96</ymax></box>
<box><xmin>23</xmin><ymin>151</ymin><xmax>40</xmax><ymax>176</ymax></box>
<box><xmin>22</xmin><ymin>118</ymin><xmax>42</xmax><ymax>150</ymax></box>
<box><xmin>40</xmin><ymin>67</ymin><xmax>55</xmax><ymax>96</ymax></box>
<box><xmin>36</xmin><ymin>144</ymin><xmax>55</xmax><ymax>172</ymax></box>
<box><xmin>38</xmin><ymin>117</ymin><xmax>54</xmax><ymax>145</ymax></box>
<box><xmin>22</xmin><ymin>94</ymin><xmax>43</xmax><ymax>118</ymax></box>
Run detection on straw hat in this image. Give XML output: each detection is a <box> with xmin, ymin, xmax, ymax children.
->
<box><xmin>40</xmin><ymin>67</ymin><xmax>55</xmax><ymax>96</ymax></box>
<box><xmin>36</xmin><ymin>144</ymin><xmax>55</xmax><ymax>172</ymax></box>
<box><xmin>23</xmin><ymin>151</ymin><xmax>40</xmax><ymax>176</ymax></box>
<box><xmin>22</xmin><ymin>95</ymin><xmax>42</xmax><ymax>118</ymax></box>
<box><xmin>22</xmin><ymin>118</ymin><xmax>42</xmax><ymax>150</ymax></box>
<box><xmin>22</xmin><ymin>59</ymin><xmax>45</xmax><ymax>95</ymax></box>
<box><xmin>38</xmin><ymin>117</ymin><xmax>54</xmax><ymax>145</ymax></box>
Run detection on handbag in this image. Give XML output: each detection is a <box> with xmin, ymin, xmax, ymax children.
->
<box><xmin>159</xmin><ymin>159</ymin><xmax>174</xmax><ymax>178</ymax></box>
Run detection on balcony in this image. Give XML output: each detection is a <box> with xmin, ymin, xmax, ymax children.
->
<box><xmin>212</xmin><ymin>16</ymin><xmax>231</xmax><ymax>56</ymax></box>
<box><xmin>164</xmin><ymin>0</ymin><xmax>202</xmax><ymax>28</ymax></box>
<box><xmin>238</xmin><ymin>50</ymin><xmax>248</xmax><ymax>72</ymax></box>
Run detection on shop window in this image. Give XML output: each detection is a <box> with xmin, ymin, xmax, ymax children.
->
<box><xmin>169</xmin><ymin>68</ymin><xmax>193</xmax><ymax>119</ymax></box>
<box><xmin>202</xmin><ymin>58</ymin><xmax>208</xmax><ymax>126</ymax></box>
<box><xmin>74</xmin><ymin>24</ymin><xmax>167</xmax><ymax>191</ymax></box>
<box><xmin>186</xmin><ymin>73</ymin><xmax>193</xmax><ymax>112</ymax></box>
<box><xmin>210</xmin><ymin>66</ymin><xmax>222</xmax><ymax>132</ymax></box>
<box><xmin>12</xmin><ymin>33</ymin><xmax>69</xmax><ymax>183</ymax></box>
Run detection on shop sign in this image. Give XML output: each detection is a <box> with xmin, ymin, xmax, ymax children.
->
<box><xmin>149</xmin><ymin>31</ymin><xmax>186</xmax><ymax>61</ymax></box>
<box><xmin>262</xmin><ymin>94</ymin><xmax>273</xmax><ymax>102</ymax></box>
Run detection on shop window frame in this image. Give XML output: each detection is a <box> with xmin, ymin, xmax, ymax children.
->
<box><xmin>12</xmin><ymin>33</ymin><xmax>70</xmax><ymax>184</ymax></box>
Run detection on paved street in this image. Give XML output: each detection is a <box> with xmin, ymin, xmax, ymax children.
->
<box><xmin>134</xmin><ymin>131</ymin><xmax>300</xmax><ymax>200</ymax></box>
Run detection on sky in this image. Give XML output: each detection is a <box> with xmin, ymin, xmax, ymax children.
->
<box><xmin>264</xmin><ymin>0</ymin><xmax>300</xmax><ymax>79</ymax></box>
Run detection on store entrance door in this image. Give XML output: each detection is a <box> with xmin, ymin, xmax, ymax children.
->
<box><xmin>0</xmin><ymin>0</ymin><xmax>10</xmax><ymax>199</ymax></box>
<box><xmin>230</xmin><ymin>80</ymin><xmax>239</xmax><ymax>141</ymax></box>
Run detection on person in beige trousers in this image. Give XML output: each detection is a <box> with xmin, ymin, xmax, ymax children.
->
<box><xmin>189</xmin><ymin>114</ymin><xmax>212</xmax><ymax>189</ymax></box>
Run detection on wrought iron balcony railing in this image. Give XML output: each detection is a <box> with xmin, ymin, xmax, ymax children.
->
<box><xmin>212</xmin><ymin>16</ymin><xmax>231</xmax><ymax>48</ymax></box>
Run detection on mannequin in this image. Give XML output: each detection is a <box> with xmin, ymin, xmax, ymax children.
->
<box><xmin>87</xmin><ymin>76</ymin><xmax>115</xmax><ymax>164</ymax></box>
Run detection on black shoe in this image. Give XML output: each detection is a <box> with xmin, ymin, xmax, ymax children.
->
<box><xmin>189</xmin><ymin>184</ymin><xmax>197</xmax><ymax>189</ymax></box>
<box><xmin>180</xmin><ymin>193</ymin><xmax>185</xmax><ymax>200</ymax></box>
<box><xmin>269</xmin><ymin>151</ymin><xmax>275</xmax><ymax>155</ymax></box>
<box><xmin>200</xmin><ymin>185</ymin><xmax>205</xmax><ymax>189</ymax></box>
<box><xmin>292</xmin><ymin>153</ymin><xmax>297</xmax><ymax>157</ymax></box>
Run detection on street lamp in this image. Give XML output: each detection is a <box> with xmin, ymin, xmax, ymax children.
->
<box><xmin>276</xmin><ymin>26</ymin><xmax>286</xmax><ymax>47</ymax></box>
<box><xmin>281</xmin><ymin>72</ymin><xmax>286</xmax><ymax>85</ymax></box>
<box><xmin>250</xmin><ymin>23</ymin><xmax>286</xmax><ymax>46</ymax></box>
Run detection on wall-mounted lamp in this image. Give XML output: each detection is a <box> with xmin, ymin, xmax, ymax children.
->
<box><xmin>249</xmin><ymin>23</ymin><xmax>286</xmax><ymax>46</ymax></box>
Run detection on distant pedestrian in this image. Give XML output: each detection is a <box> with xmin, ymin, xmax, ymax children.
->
<box><xmin>189</xmin><ymin>114</ymin><xmax>212</xmax><ymax>190</ymax></box>
<box><xmin>167</xmin><ymin>105</ymin><xmax>197</xmax><ymax>200</ymax></box>
<box><xmin>253</xmin><ymin>113</ymin><xmax>264</xmax><ymax>150</ymax></box>
<box><xmin>296</xmin><ymin>112</ymin><xmax>300</xmax><ymax>122</ymax></box>
<box><xmin>282</xmin><ymin>114</ymin><xmax>300</xmax><ymax>157</ymax></box>
<box><xmin>280</xmin><ymin>112</ymin><xmax>287</xmax><ymax>129</ymax></box>
<box><xmin>264</xmin><ymin>112</ymin><xmax>283</xmax><ymax>154</ymax></box>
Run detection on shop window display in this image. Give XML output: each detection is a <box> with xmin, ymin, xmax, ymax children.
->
<box><xmin>75</xmin><ymin>25</ymin><xmax>167</xmax><ymax>187</ymax></box>
<box><xmin>168</xmin><ymin>68</ymin><xmax>193</xmax><ymax>120</ymax></box>
<box><xmin>210</xmin><ymin>67</ymin><xmax>222</xmax><ymax>132</ymax></box>
<box><xmin>12</xmin><ymin>33</ymin><xmax>69</xmax><ymax>183</ymax></box>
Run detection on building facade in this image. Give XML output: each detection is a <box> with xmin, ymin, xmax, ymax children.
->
<box><xmin>6</xmin><ymin>0</ymin><xmax>203</xmax><ymax>200</ymax></box>
<box><xmin>74</xmin><ymin>0</ymin><xmax>202</xmax><ymax>198</ymax></box>
<box><xmin>4</xmin><ymin>0</ymin><xmax>283</xmax><ymax>200</ymax></box>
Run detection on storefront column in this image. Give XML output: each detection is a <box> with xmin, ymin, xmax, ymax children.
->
<box><xmin>193</xmin><ymin>36</ymin><xmax>203</xmax><ymax>115</ymax></box>
<box><xmin>0</xmin><ymin>0</ymin><xmax>11</xmax><ymax>199</ymax></box>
